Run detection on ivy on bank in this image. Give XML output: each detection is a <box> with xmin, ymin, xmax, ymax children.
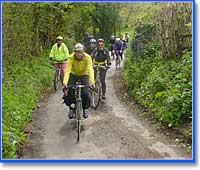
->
<box><xmin>2</xmin><ymin>50</ymin><xmax>54</xmax><ymax>158</ymax></box>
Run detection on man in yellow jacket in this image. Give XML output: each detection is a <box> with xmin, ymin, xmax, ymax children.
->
<box><xmin>63</xmin><ymin>43</ymin><xmax>94</xmax><ymax>119</ymax></box>
<box><xmin>49</xmin><ymin>36</ymin><xmax>69</xmax><ymax>79</ymax></box>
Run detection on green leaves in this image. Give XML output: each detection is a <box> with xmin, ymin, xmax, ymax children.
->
<box><xmin>122</xmin><ymin>43</ymin><xmax>192</xmax><ymax>142</ymax></box>
<box><xmin>2</xmin><ymin>50</ymin><xmax>53</xmax><ymax>158</ymax></box>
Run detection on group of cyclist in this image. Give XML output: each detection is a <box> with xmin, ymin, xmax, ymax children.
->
<box><xmin>109</xmin><ymin>33</ymin><xmax>129</xmax><ymax>61</ymax></box>
<box><xmin>49</xmin><ymin>32</ymin><xmax>129</xmax><ymax>119</ymax></box>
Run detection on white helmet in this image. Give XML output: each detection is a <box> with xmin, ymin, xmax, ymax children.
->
<box><xmin>116</xmin><ymin>38</ymin><xmax>120</xmax><ymax>42</ymax></box>
<box><xmin>90</xmin><ymin>38</ymin><xmax>96</xmax><ymax>43</ymax></box>
<box><xmin>56</xmin><ymin>36</ymin><xmax>63</xmax><ymax>40</ymax></box>
<box><xmin>74</xmin><ymin>43</ymin><xmax>84</xmax><ymax>52</ymax></box>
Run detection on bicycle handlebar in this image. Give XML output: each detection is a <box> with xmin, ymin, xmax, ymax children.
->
<box><xmin>50</xmin><ymin>58</ymin><xmax>67</xmax><ymax>63</ymax></box>
<box><xmin>93</xmin><ymin>64</ymin><xmax>108</xmax><ymax>70</ymax></box>
<box><xmin>63</xmin><ymin>84</ymin><xmax>94</xmax><ymax>93</ymax></box>
<box><xmin>68</xmin><ymin>84</ymin><xmax>90</xmax><ymax>89</ymax></box>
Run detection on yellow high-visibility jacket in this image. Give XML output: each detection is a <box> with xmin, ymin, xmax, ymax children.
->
<box><xmin>63</xmin><ymin>52</ymin><xmax>95</xmax><ymax>85</ymax></box>
<box><xmin>49</xmin><ymin>43</ymin><xmax>69</xmax><ymax>62</ymax></box>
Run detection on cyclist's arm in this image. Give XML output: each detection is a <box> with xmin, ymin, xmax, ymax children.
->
<box><xmin>105</xmin><ymin>49</ymin><xmax>111</xmax><ymax>66</ymax></box>
<box><xmin>49</xmin><ymin>45</ymin><xmax>55</xmax><ymax>59</ymax></box>
<box><xmin>87</xmin><ymin>56</ymin><xmax>95</xmax><ymax>85</ymax></box>
<box><xmin>63</xmin><ymin>44</ymin><xmax>69</xmax><ymax>58</ymax></box>
<box><xmin>63</xmin><ymin>56</ymin><xmax>73</xmax><ymax>85</ymax></box>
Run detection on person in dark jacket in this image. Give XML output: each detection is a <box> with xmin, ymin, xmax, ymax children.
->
<box><xmin>91</xmin><ymin>38</ymin><xmax>111</xmax><ymax>99</ymax></box>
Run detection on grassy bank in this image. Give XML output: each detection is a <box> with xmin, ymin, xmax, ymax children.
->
<box><xmin>2</xmin><ymin>50</ymin><xmax>54</xmax><ymax>158</ymax></box>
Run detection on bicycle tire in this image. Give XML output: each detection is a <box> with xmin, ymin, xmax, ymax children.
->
<box><xmin>77</xmin><ymin>118</ymin><xmax>80</xmax><ymax>142</ymax></box>
<box><xmin>60</xmin><ymin>71</ymin><xmax>64</xmax><ymax>85</ymax></box>
<box><xmin>54</xmin><ymin>69</ymin><xmax>60</xmax><ymax>91</ymax></box>
<box><xmin>92</xmin><ymin>81</ymin><xmax>102</xmax><ymax>109</ymax></box>
<box><xmin>76</xmin><ymin>102</ymin><xmax>82</xmax><ymax>142</ymax></box>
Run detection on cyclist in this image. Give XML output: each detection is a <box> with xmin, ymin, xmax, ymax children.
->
<box><xmin>82</xmin><ymin>32</ymin><xmax>93</xmax><ymax>54</ymax></box>
<box><xmin>109</xmin><ymin>35</ymin><xmax>116</xmax><ymax>59</ymax></box>
<box><xmin>49</xmin><ymin>36</ymin><xmax>69</xmax><ymax>79</ymax></box>
<box><xmin>88</xmin><ymin>38</ymin><xmax>97</xmax><ymax>55</ymax></box>
<box><xmin>114</xmin><ymin>37</ymin><xmax>123</xmax><ymax>60</ymax></box>
<box><xmin>124</xmin><ymin>32</ymin><xmax>130</xmax><ymax>43</ymax></box>
<box><xmin>91</xmin><ymin>38</ymin><xmax>111</xmax><ymax>99</ymax></box>
<box><xmin>121</xmin><ymin>39</ymin><xmax>127</xmax><ymax>60</ymax></box>
<box><xmin>63</xmin><ymin>43</ymin><xmax>95</xmax><ymax>119</ymax></box>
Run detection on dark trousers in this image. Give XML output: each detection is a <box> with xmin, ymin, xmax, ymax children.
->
<box><xmin>63</xmin><ymin>74</ymin><xmax>91</xmax><ymax>110</ymax></box>
<box><xmin>94</xmin><ymin>67</ymin><xmax>107</xmax><ymax>95</ymax></box>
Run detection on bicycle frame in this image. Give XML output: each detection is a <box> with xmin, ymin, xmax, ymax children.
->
<box><xmin>52</xmin><ymin>59</ymin><xmax>66</xmax><ymax>91</ymax></box>
<box><xmin>66</xmin><ymin>83</ymin><xmax>90</xmax><ymax>142</ymax></box>
<box><xmin>91</xmin><ymin>65</ymin><xmax>107</xmax><ymax>109</ymax></box>
<box><xmin>54</xmin><ymin>64</ymin><xmax>63</xmax><ymax>91</ymax></box>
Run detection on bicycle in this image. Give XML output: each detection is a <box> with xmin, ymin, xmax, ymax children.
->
<box><xmin>52</xmin><ymin>59</ymin><xmax>67</xmax><ymax>91</ymax></box>
<box><xmin>91</xmin><ymin>64</ymin><xmax>107</xmax><ymax>109</ymax></box>
<box><xmin>114</xmin><ymin>50</ymin><xmax>121</xmax><ymax>69</ymax></box>
<box><xmin>64</xmin><ymin>82</ymin><xmax>91</xmax><ymax>142</ymax></box>
<box><xmin>110</xmin><ymin>44</ymin><xmax>115</xmax><ymax>60</ymax></box>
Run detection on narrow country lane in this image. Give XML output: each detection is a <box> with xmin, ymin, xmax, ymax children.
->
<box><xmin>21</xmin><ymin>62</ymin><xmax>191</xmax><ymax>160</ymax></box>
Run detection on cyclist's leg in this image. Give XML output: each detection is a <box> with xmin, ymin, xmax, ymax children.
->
<box><xmin>54</xmin><ymin>63</ymin><xmax>59</xmax><ymax>70</ymax></box>
<box><xmin>80</xmin><ymin>76</ymin><xmax>91</xmax><ymax>109</ymax></box>
<box><xmin>63</xmin><ymin>74</ymin><xmax>77</xmax><ymax>113</ymax></box>
<box><xmin>100</xmin><ymin>68</ymin><xmax>106</xmax><ymax>97</ymax></box>
<box><xmin>61</xmin><ymin>62</ymin><xmax>67</xmax><ymax>78</ymax></box>
<box><xmin>94</xmin><ymin>67</ymin><xmax>97</xmax><ymax>79</ymax></box>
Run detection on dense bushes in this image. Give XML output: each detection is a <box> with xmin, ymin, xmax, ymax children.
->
<box><xmin>2</xmin><ymin>50</ymin><xmax>53</xmax><ymax>158</ymax></box>
<box><xmin>122</xmin><ymin>44</ymin><xmax>192</xmax><ymax>141</ymax></box>
<box><xmin>123</xmin><ymin>2</ymin><xmax>192</xmax><ymax>143</ymax></box>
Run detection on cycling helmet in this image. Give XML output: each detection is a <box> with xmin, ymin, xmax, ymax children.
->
<box><xmin>116</xmin><ymin>38</ymin><xmax>120</xmax><ymax>42</ymax></box>
<box><xmin>85</xmin><ymin>32</ymin><xmax>90</xmax><ymax>36</ymax></box>
<box><xmin>90</xmin><ymin>38</ymin><xmax>96</xmax><ymax>43</ymax></box>
<box><xmin>111</xmin><ymin>35</ymin><xmax>115</xmax><ymax>39</ymax></box>
<box><xmin>97</xmin><ymin>38</ymin><xmax>104</xmax><ymax>43</ymax></box>
<box><xmin>74</xmin><ymin>43</ymin><xmax>84</xmax><ymax>52</ymax></box>
<box><xmin>56</xmin><ymin>36</ymin><xmax>63</xmax><ymax>40</ymax></box>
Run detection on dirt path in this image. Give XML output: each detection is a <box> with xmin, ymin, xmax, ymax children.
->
<box><xmin>21</xmin><ymin>61</ymin><xmax>191</xmax><ymax>160</ymax></box>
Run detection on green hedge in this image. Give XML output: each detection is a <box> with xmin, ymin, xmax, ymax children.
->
<box><xmin>122</xmin><ymin>44</ymin><xmax>192</xmax><ymax>141</ymax></box>
<box><xmin>2</xmin><ymin>50</ymin><xmax>54</xmax><ymax>158</ymax></box>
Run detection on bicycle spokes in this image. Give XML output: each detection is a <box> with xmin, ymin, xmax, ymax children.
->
<box><xmin>91</xmin><ymin>81</ymin><xmax>101</xmax><ymax>109</ymax></box>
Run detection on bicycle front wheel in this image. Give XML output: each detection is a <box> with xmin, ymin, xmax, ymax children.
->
<box><xmin>54</xmin><ymin>69</ymin><xmax>60</xmax><ymax>91</ymax></box>
<box><xmin>91</xmin><ymin>81</ymin><xmax>102</xmax><ymax>109</ymax></box>
<box><xmin>76</xmin><ymin>102</ymin><xmax>82</xmax><ymax>142</ymax></box>
<box><xmin>77</xmin><ymin>118</ymin><xmax>81</xmax><ymax>142</ymax></box>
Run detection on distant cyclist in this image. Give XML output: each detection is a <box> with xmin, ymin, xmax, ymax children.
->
<box><xmin>91</xmin><ymin>38</ymin><xmax>111</xmax><ymax>99</ymax></box>
<box><xmin>82</xmin><ymin>32</ymin><xmax>93</xmax><ymax>54</ymax></box>
<box><xmin>49</xmin><ymin>36</ymin><xmax>69</xmax><ymax>79</ymax></box>
<box><xmin>124</xmin><ymin>32</ymin><xmax>130</xmax><ymax>43</ymax></box>
<box><xmin>114</xmin><ymin>37</ymin><xmax>122</xmax><ymax>55</ymax></box>
<box><xmin>121</xmin><ymin>39</ymin><xmax>127</xmax><ymax>60</ymax></box>
<box><xmin>109</xmin><ymin>35</ymin><xmax>116</xmax><ymax>59</ymax></box>
<box><xmin>88</xmin><ymin>38</ymin><xmax>97</xmax><ymax>55</ymax></box>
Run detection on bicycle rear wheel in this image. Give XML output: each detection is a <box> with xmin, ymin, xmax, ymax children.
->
<box><xmin>54</xmin><ymin>69</ymin><xmax>60</xmax><ymax>91</ymax></box>
<box><xmin>91</xmin><ymin>81</ymin><xmax>102</xmax><ymax>109</ymax></box>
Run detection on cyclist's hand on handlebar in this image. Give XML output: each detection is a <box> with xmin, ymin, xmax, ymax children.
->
<box><xmin>106</xmin><ymin>65</ymin><xmax>111</xmax><ymax>70</ymax></box>
<box><xmin>50</xmin><ymin>57</ymin><xmax>54</xmax><ymax>62</ymax></box>
<box><xmin>90</xmin><ymin>84</ymin><xmax>95</xmax><ymax>91</ymax></box>
<box><xmin>62</xmin><ymin>84</ymin><xmax>68</xmax><ymax>96</ymax></box>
